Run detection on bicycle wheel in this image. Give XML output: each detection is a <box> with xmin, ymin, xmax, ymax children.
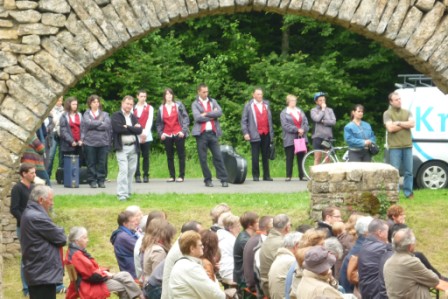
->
<box><xmin>302</xmin><ymin>150</ymin><xmax>337</xmax><ymax>179</ymax></box>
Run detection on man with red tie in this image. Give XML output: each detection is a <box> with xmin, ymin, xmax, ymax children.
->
<box><xmin>241</xmin><ymin>88</ymin><xmax>274</xmax><ymax>181</ymax></box>
<box><xmin>191</xmin><ymin>83</ymin><xmax>229</xmax><ymax>187</ymax></box>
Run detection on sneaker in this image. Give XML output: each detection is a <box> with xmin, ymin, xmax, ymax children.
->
<box><xmin>118</xmin><ymin>196</ymin><xmax>127</xmax><ymax>201</ymax></box>
<box><xmin>98</xmin><ymin>182</ymin><xmax>105</xmax><ymax>188</ymax></box>
<box><xmin>90</xmin><ymin>182</ymin><xmax>98</xmax><ymax>188</ymax></box>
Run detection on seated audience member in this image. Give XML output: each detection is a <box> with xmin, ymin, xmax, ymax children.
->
<box><xmin>210</xmin><ymin>203</ymin><xmax>231</xmax><ymax>232</ymax></box>
<box><xmin>169</xmin><ymin>231</ymin><xmax>225</xmax><ymax>299</ymax></box>
<box><xmin>66</xmin><ymin>226</ymin><xmax>144</xmax><ymax>299</ymax></box>
<box><xmin>243</xmin><ymin>215</ymin><xmax>273</xmax><ymax>293</ymax></box>
<box><xmin>260</xmin><ymin>214</ymin><xmax>291</xmax><ymax>297</ymax></box>
<box><xmin>268</xmin><ymin>232</ymin><xmax>302</xmax><ymax>299</ymax></box>
<box><xmin>140</xmin><ymin>219</ymin><xmax>176</xmax><ymax>283</ymax></box>
<box><xmin>287</xmin><ymin>229</ymin><xmax>327</xmax><ymax>299</ymax></box>
<box><xmin>134</xmin><ymin>210</ymin><xmax>167</xmax><ymax>279</ymax></box>
<box><xmin>339</xmin><ymin>216</ymin><xmax>373</xmax><ymax>295</ymax></box>
<box><xmin>317</xmin><ymin>207</ymin><xmax>343</xmax><ymax>238</ymax></box>
<box><xmin>297</xmin><ymin>246</ymin><xmax>343</xmax><ymax>299</ymax></box>
<box><xmin>144</xmin><ymin>260</ymin><xmax>164</xmax><ymax>299</ymax></box>
<box><xmin>323</xmin><ymin>237</ymin><xmax>343</xmax><ymax>281</ymax></box>
<box><xmin>331</xmin><ymin>222</ymin><xmax>351</xmax><ymax>280</ymax></box>
<box><xmin>234</xmin><ymin>211</ymin><xmax>259</xmax><ymax>285</ymax></box>
<box><xmin>384</xmin><ymin>228</ymin><xmax>440</xmax><ymax>299</ymax></box>
<box><xmin>162</xmin><ymin>221</ymin><xmax>202</xmax><ymax>299</ymax></box>
<box><xmin>110</xmin><ymin>210</ymin><xmax>139</xmax><ymax>279</ymax></box>
<box><xmin>357</xmin><ymin>219</ymin><xmax>391</xmax><ymax>299</ymax></box>
<box><xmin>200</xmin><ymin>230</ymin><xmax>220</xmax><ymax>282</ymax></box>
<box><xmin>217</xmin><ymin>213</ymin><xmax>240</xmax><ymax>282</ymax></box>
<box><xmin>126</xmin><ymin>205</ymin><xmax>144</xmax><ymax>236</ymax></box>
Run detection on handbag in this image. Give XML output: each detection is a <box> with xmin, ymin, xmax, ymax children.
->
<box><xmin>269</xmin><ymin>143</ymin><xmax>276</xmax><ymax>160</ymax></box>
<box><xmin>369</xmin><ymin>143</ymin><xmax>380</xmax><ymax>155</ymax></box>
<box><xmin>294</xmin><ymin>138</ymin><xmax>307</xmax><ymax>154</ymax></box>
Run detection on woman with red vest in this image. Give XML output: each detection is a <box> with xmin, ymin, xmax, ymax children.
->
<box><xmin>280</xmin><ymin>94</ymin><xmax>309</xmax><ymax>181</ymax></box>
<box><xmin>156</xmin><ymin>88</ymin><xmax>190</xmax><ymax>182</ymax></box>
<box><xmin>59</xmin><ymin>97</ymin><xmax>84</xmax><ymax>167</ymax></box>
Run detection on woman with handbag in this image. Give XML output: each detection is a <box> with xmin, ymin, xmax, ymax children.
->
<box><xmin>280</xmin><ymin>94</ymin><xmax>309</xmax><ymax>181</ymax></box>
<box><xmin>343</xmin><ymin>104</ymin><xmax>377</xmax><ymax>162</ymax></box>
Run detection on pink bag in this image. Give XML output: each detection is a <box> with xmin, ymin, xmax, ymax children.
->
<box><xmin>294</xmin><ymin>138</ymin><xmax>307</xmax><ymax>154</ymax></box>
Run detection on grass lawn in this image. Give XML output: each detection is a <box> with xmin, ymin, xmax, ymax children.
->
<box><xmin>4</xmin><ymin>188</ymin><xmax>448</xmax><ymax>298</ymax></box>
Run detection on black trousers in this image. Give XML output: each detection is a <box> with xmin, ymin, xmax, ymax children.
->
<box><xmin>250</xmin><ymin>134</ymin><xmax>271</xmax><ymax>179</ymax></box>
<box><xmin>135</xmin><ymin>141</ymin><xmax>151</xmax><ymax>177</ymax></box>
<box><xmin>164</xmin><ymin>135</ymin><xmax>186</xmax><ymax>179</ymax></box>
<box><xmin>195</xmin><ymin>132</ymin><xmax>228</xmax><ymax>183</ymax></box>
<box><xmin>29</xmin><ymin>284</ymin><xmax>56</xmax><ymax>299</ymax></box>
<box><xmin>348</xmin><ymin>149</ymin><xmax>372</xmax><ymax>162</ymax></box>
<box><xmin>284</xmin><ymin>145</ymin><xmax>306</xmax><ymax>178</ymax></box>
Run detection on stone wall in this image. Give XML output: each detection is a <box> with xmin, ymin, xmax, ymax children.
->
<box><xmin>308</xmin><ymin>162</ymin><xmax>399</xmax><ymax>221</ymax></box>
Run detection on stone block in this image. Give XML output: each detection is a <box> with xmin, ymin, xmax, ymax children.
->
<box><xmin>95</xmin><ymin>0</ymin><xmax>109</xmax><ymax>5</ymax></box>
<box><xmin>3</xmin><ymin>224</ymin><xmax>16</xmax><ymax>231</ymax></box>
<box><xmin>338</xmin><ymin>0</ymin><xmax>361</xmax><ymax>22</ymax></box>
<box><xmin>22</xmin><ymin>34</ymin><xmax>40</xmax><ymax>45</ymax></box>
<box><xmin>279</xmin><ymin>0</ymin><xmax>292</xmax><ymax>11</ymax></box>
<box><xmin>9</xmin><ymin>9</ymin><xmax>42</xmax><ymax>23</ymax></box>
<box><xmin>329</xmin><ymin>181</ymin><xmax>359</xmax><ymax>192</ymax></box>
<box><xmin>3</xmin><ymin>42</ymin><xmax>41</xmax><ymax>54</ymax></box>
<box><xmin>328</xmin><ymin>170</ymin><xmax>346</xmax><ymax>182</ymax></box>
<box><xmin>56</xmin><ymin>31</ymin><xmax>93</xmax><ymax>68</ymax></box>
<box><xmin>0</xmin><ymin>72</ymin><xmax>8</xmax><ymax>80</ymax></box>
<box><xmin>110</xmin><ymin>0</ymin><xmax>144</xmax><ymax>38</ymax></box>
<box><xmin>102</xmin><ymin>4</ymin><xmax>131</xmax><ymax>44</ymax></box>
<box><xmin>33</xmin><ymin>50</ymin><xmax>75</xmax><ymax>86</ymax></box>
<box><xmin>207</xmin><ymin>0</ymin><xmax>220</xmax><ymax>11</ymax></box>
<box><xmin>288</xmin><ymin>0</ymin><xmax>303</xmax><ymax>11</ymax></box>
<box><xmin>0</xmin><ymin>28</ymin><xmax>19</xmax><ymax>40</ymax></box>
<box><xmin>18</xmin><ymin>23</ymin><xmax>59</xmax><ymax>35</ymax></box>
<box><xmin>394</xmin><ymin>7</ymin><xmax>422</xmax><ymax>47</ymax></box>
<box><xmin>429</xmin><ymin>37</ymin><xmax>448</xmax><ymax>72</ymax></box>
<box><xmin>136</xmin><ymin>0</ymin><xmax>162</xmax><ymax>28</ymax></box>
<box><xmin>0</xmin><ymin>19</ymin><xmax>14</xmax><ymax>27</ymax></box>
<box><xmin>351</xmin><ymin>0</ymin><xmax>376</xmax><ymax>27</ymax></box>
<box><xmin>38</xmin><ymin>0</ymin><xmax>71</xmax><ymax>13</ymax></box>
<box><xmin>0</xmin><ymin>96</ymin><xmax>39</xmax><ymax>131</ymax></box>
<box><xmin>0</xmin><ymin>81</ymin><xmax>5</xmax><ymax>93</ymax></box>
<box><xmin>376</xmin><ymin>0</ymin><xmax>398</xmax><ymax>34</ymax></box>
<box><xmin>0</xmin><ymin>51</ymin><xmax>17</xmax><ymax>68</ymax></box>
<box><xmin>10</xmin><ymin>73</ymin><xmax>56</xmax><ymax>108</ymax></box>
<box><xmin>406</xmin><ymin>2</ymin><xmax>445</xmax><ymax>56</ymax></box>
<box><xmin>419</xmin><ymin>16</ymin><xmax>448</xmax><ymax>61</ymax></box>
<box><xmin>415</xmin><ymin>0</ymin><xmax>435</xmax><ymax>11</ymax></box>
<box><xmin>0</xmin><ymin>114</ymin><xmax>29</xmax><ymax>144</ymax></box>
<box><xmin>3</xmin><ymin>65</ymin><xmax>25</xmax><ymax>74</ymax></box>
<box><xmin>41</xmin><ymin>37</ymin><xmax>85</xmax><ymax>77</ymax></box>
<box><xmin>313</xmin><ymin>0</ymin><xmax>332</xmax><ymax>15</ymax></box>
<box><xmin>163</xmin><ymin>0</ymin><xmax>187</xmax><ymax>20</ymax></box>
<box><xmin>16</xmin><ymin>1</ymin><xmax>39</xmax><ymax>9</ymax></box>
<box><xmin>17</xmin><ymin>55</ymin><xmax>64</xmax><ymax>94</ymax></box>
<box><xmin>384</xmin><ymin>0</ymin><xmax>412</xmax><ymax>40</ymax></box>
<box><xmin>325</xmin><ymin>0</ymin><xmax>343</xmax><ymax>17</ymax></box>
<box><xmin>149</xmin><ymin>0</ymin><xmax>170</xmax><ymax>24</ymax></box>
<box><xmin>184</xmin><ymin>0</ymin><xmax>199</xmax><ymax>15</ymax></box>
<box><xmin>41</xmin><ymin>13</ymin><xmax>66</xmax><ymax>27</ymax></box>
<box><xmin>128</xmin><ymin>0</ymin><xmax>151</xmax><ymax>31</ymax></box>
<box><xmin>301</xmin><ymin>0</ymin><xmax>314</xmax><ymax>11</ymax></box>
<box><xmin>4</xmin><ymin>0</ymin><xmax>16</xmax><ymax>9</ymax></box>
<box><xmin>310</xmin><ymin>181</ymin><xmax>330</xmax><ymax>193</ymax></box>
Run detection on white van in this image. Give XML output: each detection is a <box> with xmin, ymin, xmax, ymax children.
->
<box><xmin>388</xmin><ymin>75</ymin><xmax>448</xmax><ymax>189</ymax></box>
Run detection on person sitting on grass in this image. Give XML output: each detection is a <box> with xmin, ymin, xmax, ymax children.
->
<box><xmin>65</xmin><ymin>226</ymin><xmax>144</xmax><ymax>299</ymax></box>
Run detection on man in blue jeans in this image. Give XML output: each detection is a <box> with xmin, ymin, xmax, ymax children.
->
<box><xmin>383</xmin><ymin>92</ymin><xmax>415</xmax><ymax>199</ymax></box>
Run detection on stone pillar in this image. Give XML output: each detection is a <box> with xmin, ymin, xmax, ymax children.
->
<box><xmin>308</xmin><ymin>162</ymin><xmax>399</xmax><ymax>221</ymax></box>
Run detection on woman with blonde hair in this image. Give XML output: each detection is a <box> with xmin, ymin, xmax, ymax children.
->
<box><xmin>280</xmin><ymin>94</ymin><xmax>309</xmax><ymax>181</ymax></box>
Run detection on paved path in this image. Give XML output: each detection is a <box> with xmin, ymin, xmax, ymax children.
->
<box><xmin>52</xmin><ymin>178</ymin><xmax>309</xmax><ymax>195</ymax></box>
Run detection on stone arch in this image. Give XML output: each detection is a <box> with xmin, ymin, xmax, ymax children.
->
<box><xmin>1</xmin><ymin>0</ymin><xmax>448</xmax><ymax>295</ymax></box>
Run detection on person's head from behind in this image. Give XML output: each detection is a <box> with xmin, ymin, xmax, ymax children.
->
<box><xmin>117</xmin><ymin>210</ymin><xmax>137</xmax><ymax>231</ymax></box>
<box><xmin>181</xmin><ymin>220</ymin><xmax>202</xmax><ymax>233</ymax></box>
<box><xmin>223</xmin><ymin>214</ymin><xmax>241</xmax><ymax>237</ymax></box>
<box><xmin>240</xmin><ymin>211</ymin><xmax>259</xmax><ymax>232</ymax></box>
<box><xmin>145</xmin><ymin>210</ymin><xmax>167</xmax><ymax>230</ymax></box>
<box><xmin>368</xmin><ymin>218</ymin><xmax>388</xmax><ymax>243</ymax></box>
<box><xmin>210</xmin><ymin>203</ymin><xmax>231</xmax><ymax>225</ymax></box>
<box><xmin>355</xmin><ymin>216</ymin><xmax>373</xmax><ymax>237</ymax></box>
<box><xmin>19</xmin><ymin>163</ymin><xmax>36</xmax><ymax>183</ymax></box>
<box><xmin>30</xmin><ymin>185</ymin><xmax>54</xmax><ymax>214</ymax></box>
<box><xmin>387</xmin><ymin>204</ymin><xmax>405</xmax><ymax>224</ymax></box>
<box><xmin>142</xmin><ymin>218</ymin><xmax>176</xmax><ymax>251</ymax></box>
<box><xmin>298</xmin><ymin>228</ymin><xmax>326</xmax><ymax>248</ymax></box>
<box><xmin>331</xmin><ymin>222</ymin><xmax>345</xmax><ymax>237</ymax></box>
<box><xmin>200</xmin><ymin>230</ymin><xmax>219</xmax><ymax>264</ymax></box>
<box><xmin>392</xmin><ymin>228</ymin><xmax>416</xmax><ymax>253</ymax></box>
<box><xmin>283</xmin><ymin>232</ymin><xmax>303</xmax><ymax>252</ymax></box>
<box><xmin>273</xmin><ymin>214</ymin><xmax>291</xmax><ymax>235</ymax></box>
<box><xmin>324</xmin><ymin>237</ymin><xmax>343</xmax><ymax>260</ymax></box>
<box><xmin>259</xmin><ymin>215</ymin><xmax>273</xmax><ymax>234</ymax></box>
<box><xmin>345</xmin><ymin>213</ymin><xmax>362</xmax><ymax>236</ymax></box>
<box><xmin>322</xmin><ymin>207</ymin><xmax>342</xmax><ymax>225</ymax></box>
<box><xmin>64</xmin><ymin>96</ymin><xmax>78</xmax><ymax>113</ymax></box>
<box><xmin>179</xmin><ymin>230</ymin><xmax>203</xmax><ymax>258</ymax></box>
<box><xmin>303</xmin><ymin>245</ymin><xmax>336</xmax><ymax>276</ymax></box>
<box><xmin>68</xmin><ymin>226</ymin><xmax>88</xmax><ymax>249</ymax></box>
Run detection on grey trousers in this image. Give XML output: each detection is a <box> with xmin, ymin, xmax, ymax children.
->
<box><xmin>106</xmin><ymin>271</ymin><xmax>142</xmax><ymax>299</ymax></box>
<box><xmin>116</xmin><ymin>144</ymin><xmax>138</xmax><ymax>198</ymax></box>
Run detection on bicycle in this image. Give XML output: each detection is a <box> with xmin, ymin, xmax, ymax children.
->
<box><xmin>302</xmin><ymin>139</ymin><xmax>349</xmax><ymax>180</ymax></box>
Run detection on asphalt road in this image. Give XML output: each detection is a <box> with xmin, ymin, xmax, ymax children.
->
<box><xmin>52</xmin><ymin>177</ymin><xmax>309</xmax><ymax>195</ymax></box>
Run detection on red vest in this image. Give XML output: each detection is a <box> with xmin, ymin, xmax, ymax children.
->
<box><xmin>69</xmin><ymin>113</ymin><xmax>81</xmax><ymax>141</ymax></box>
<box><xmin>291</xmin><ymin>111</ymin><xmax>302</xmax><ymax>128</ymax></box>
<box><xmin>199</xmin><ymin>100</ymin><xmax>216</xmax><ymax>133</ymax></box>
<box><xmin>162</xmin><ymin>105</ymin><xmax>182</xmax><ymax>135</ymax></box>
<box><xmin>254</xmin><ymin>103</ymin><xmax>269</xmax><ymax>135</ymax></box>
<box><xmin>134</xmin><ymin>104</ymin><xmax>150</xmax><ymax>127</ymax></box>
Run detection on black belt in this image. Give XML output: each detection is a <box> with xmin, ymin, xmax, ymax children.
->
<box><xmin>123</xmin><ymin>142</ymin><xmax>135</xmax><ymax>146</ymax></box>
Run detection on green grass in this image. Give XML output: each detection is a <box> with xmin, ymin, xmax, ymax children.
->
<box><xmin>5</xmin><ymin>189</ymin><xmax>448</xmax><ymax>298</ymax></box>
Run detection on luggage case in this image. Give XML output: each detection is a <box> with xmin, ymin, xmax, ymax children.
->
<box><xmin>56</xmin><ymin>167</ymin><xmax>89</xmax><ymax>185</ymax></box>
<box><xmin>63</xmin><ymin>155</ymin><xmax>79</xmax><ymax>188</ymax></box>
<box><xmin>220</xmin><ymin>145</ymin><xmax>247</xmax><ymax>184</ymax></box>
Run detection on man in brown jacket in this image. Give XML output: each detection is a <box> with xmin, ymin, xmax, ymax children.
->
<box><xmin>383</xmin><ymin>228</ymin><xmax>439</xmax><ymax>299</ymax></box>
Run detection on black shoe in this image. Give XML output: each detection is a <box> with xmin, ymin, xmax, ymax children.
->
<box><xmin>135</xmin><ymin>176</ymin><xmax>142</xmax><ymax>183</ymax></box>
<box><xmin>263</xmin><ymin>177</ymin><xmax>273</xmax><ymax>181</ymax></box>
<box><xmin>253</xmin><ymin>177</ymin><xmax>259</xmax><ymax>181</ymax></box>
<box><xmin>300</xmin><ymin>177</ymin><xmax>308</xmax><ymax>181</ymax></box>
<box><xmin>90</xmin><ymin>182</ymin><xmax>98</xmax><ymax>188</ymax></box>
<box><xmin>98</xmin><ymin>182</ymin><xmax>106</xmax><ymax>188</ymax></box>
<box><xmin>222</xmin><ymin>181</ymin><xmax>229</xmax><ymax>187</ymax></box>
<box><xmin>143</xmin><ymin>176</ymin><xmax>149</xmax><ymax>183</ymax></box>
<box><xmin>205</xmin><ymin>181</ymin><xmax>214</xmax><ymax>187</ymax></box>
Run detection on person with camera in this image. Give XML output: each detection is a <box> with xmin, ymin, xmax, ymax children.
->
<box><xmin>344</xmin><ymin>104</ymin><xmax>377</xmax><ymax>162</ymax></box>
